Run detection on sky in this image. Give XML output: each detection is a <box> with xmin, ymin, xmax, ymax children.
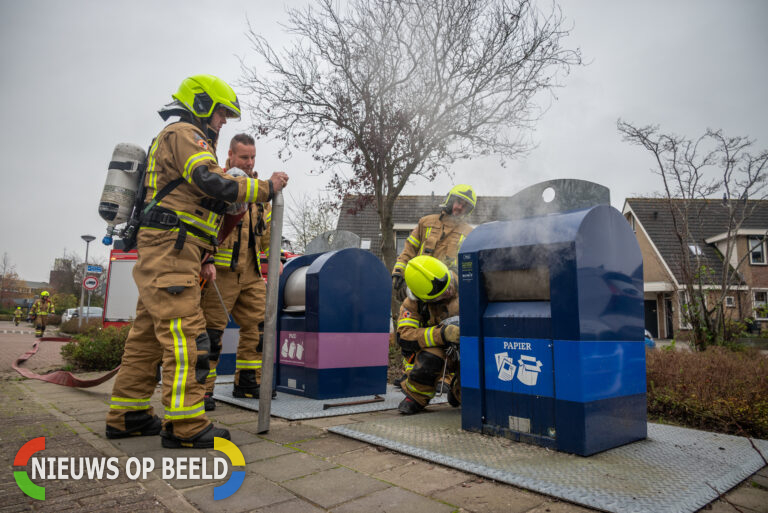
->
<box><xmin>0</xmin><ymin>0</ymin><xmax>766</xmax><ymax>282</ymax></box>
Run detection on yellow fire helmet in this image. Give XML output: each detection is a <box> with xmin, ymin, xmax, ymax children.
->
<box><xmin>404</xmin><ymin>255</ymin><xmax>451</xmax><ymax>302</ymax></box>
<box><xmin>172</xmin><ymin>74</ymin><xmax>241</xmax><ymax>119</ymax></box>
<box><xmin>40</xmin><ymin>291</ymin><xmax>50</xmax><ymax>297</ymax></box>
<box><xmin>443</xmin><ymin>184</ymin><xmax>477</xmax><ymax>215</ymax></box>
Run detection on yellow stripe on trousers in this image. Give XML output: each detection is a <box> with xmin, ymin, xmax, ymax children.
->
<box><xmin>170</xmin><ymin>318</ymin><xmax>188</xmax><ymax>409</ymax></box>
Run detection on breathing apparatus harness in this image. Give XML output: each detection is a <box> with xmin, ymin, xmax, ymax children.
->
<box><xmin>121</xmin><ymin>108</ymin><xmax>224</xmax><ymax>251</ymax></box>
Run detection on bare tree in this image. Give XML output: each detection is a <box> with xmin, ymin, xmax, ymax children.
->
<box><xmin>242</xmin><ymin>0</ymin><xmax>581</xmax><ymax>270</ymax></box>
<box><xmin>284</xmin><ymin>192</ymin><xmax>340</xmax><ymax>253</ymax></box>
<box><xmin>0</xmin><ymin>252</ymin><xmax>23</xmax><ymax>307</ymax></box>
<box><xmin>618</xmin><ymin>120</ymin><xmax>768</xmax><ymax>349</ymax></box>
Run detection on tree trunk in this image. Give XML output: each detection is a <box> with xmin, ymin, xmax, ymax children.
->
<box><xmin>379</xmin><ymin>205</ymin><xmax>396</xmax><ymax>274</ymax></box>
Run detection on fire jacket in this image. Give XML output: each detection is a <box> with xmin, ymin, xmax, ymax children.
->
<box><xmin>14</xmin><ymin>308</ymin><xmax>23</xmax><ymax>318</ymax></box>
<box><xmin>392</xmin><ymin>213</ymin><xmax>472</xmax><ymax>276</ymax></box>
<box><xmin>31</xmin><ymin>299</ymin><xmax>54</xmax><ymax>316</ymax></box>
<box><xmin>139</xmin><ymin>121</ymin><xmax>271</xmax><ymax>251</ymax></box>
<box><xmin>213</xmin><ymin>202</ymin><xmax>271</xmax><ymax>276</ymax></box>
<box><xmin>396</xmin><ymin>284</ymin><xmax>459</xmax><ymax>351</ymax></box>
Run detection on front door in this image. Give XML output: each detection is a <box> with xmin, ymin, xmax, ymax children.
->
<box><xmin>644</xmin><ymin>299</ymin><xmax>658</xmax><ymax>338</ymax></box>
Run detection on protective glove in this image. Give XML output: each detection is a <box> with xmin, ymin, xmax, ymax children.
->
<box><xmin>442</xmin><ymin>324</ymin><xmax>460</xmax><ymax>344</ymax></box>
<box><xmin>392</xmin><ymin>274</ymin><xmax>407</xmax><ymax>302</ymax></box>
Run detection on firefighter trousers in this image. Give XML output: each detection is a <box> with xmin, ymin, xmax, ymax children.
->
<box><xmin>35</xmin><ymin>314</ymin><xmax>48</xmax><ymax>337</ymax></box>
<box><xmin>400</xmin><ymin>346</ymin><xmax>455</xmax><ymax>407</ymax></box>
<box><xmin>201</xmin><ymin>271</ymin><xmax>266</xmax><ymax>393</ymax></box>
<box><xmin>106</xmin><ymin>238</ymin><xmax>211</xmax><ymax>439</ymax></box>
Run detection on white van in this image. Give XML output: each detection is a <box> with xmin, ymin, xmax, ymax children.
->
<box><xmin>61</xmin><ymin>308</ymin><xmax>78</xmax><ymax>322</ymax></box>
<box><xmin>72</xmin><ymin>307</ymin><xmax>104</xmax><ymax>320</ymax></box>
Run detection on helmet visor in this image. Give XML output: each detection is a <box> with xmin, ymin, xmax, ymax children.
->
<box><xmin>217</xmin><ymin>104</ymin><xmax>241</xmax><ymax>121</ymax></box>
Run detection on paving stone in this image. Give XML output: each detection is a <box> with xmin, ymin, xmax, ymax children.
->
<box><xmin>226</xmin><ymin>428</ymin><xmax>263</xmax><ymax>446</ymax></box>
<box><xmin>431</xmin><ymin>479</ymin><xmax>545</xmax><ymax>513</ymax></box>
<box><xmin>74</xmin><ymin>411</ymin><xmax>111</xmax><ymax>423</ymax></box>
<box><xmin>249</xmin><ymin>498</ymin><xmax>325</xmax><ymax>513</ymax></box>
<box><xmin>331</xmin><ymin>486</ymin><xmax>455</xmax><ymax>513</ymax></box>
<box><xmin>108</xmin><ymin>433</ymin><xmax>166</xmax><ymax>455</ymax></box>
<box><xmin>183</xmin><ymin>471</ymin><xmax>294</xmax><ymax>512</ymax></box>
<box><xmin>332</xmin><ymin>447</ymin><xmax>412</xmax><ymax>475</ymax></box>
<box><xmin>291</xmin><ymin>433</ymin><xmax>368</xmax><ymax>457</ymax></box>
<box><xmin>252</xmin><ymin>422</ymin><xmax>324</xmax><ymax>444</ymax></box>
<box><xmin>374</xmin><ymin>460</ymin><xmax>469</xmax><ymax>495</ymax></box>
<box><xmin>722</xmin><ymin>484</ymin><xmax>768</xmax><ymax>512</ymax></box>
<box><xmin>239</xmin><ymin>441</ymin><xmax>296</xmax><ymax>463</ymax></box>
<box><xmin>209</xmin><ymin>411</ymin><xmax>260</xmax><ymax>425</ymax></box>
<box><xmin>526</xmin><ymin>500</ymin><xmax>595</xmax><ymax>513</ymax></box>
<box><xmin>280</xmin><ymin>466</ymin><xmax>389</xmax><ymax>509</ymax></box>
<box><xmin>247</xmin><ymin>451</ymin><xmax>336</xmax><ymax>482</ymax></box>
<box><xmin>751</xmin><ymin>473</ymin><xmax>768</xmax><ymax>490</ymax></box>
<box><xmin>82</xmin><ymin>420</ymin><xmax>105</xmax><ymax>435</ymax></box>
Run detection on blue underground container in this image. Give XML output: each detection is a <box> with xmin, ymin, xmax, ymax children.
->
<box><xmin>458</xmin><ymin>204</ymin><xmax>646</xmax><ymax>456</ymax></box>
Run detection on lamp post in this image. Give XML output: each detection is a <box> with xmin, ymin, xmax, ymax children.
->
<box><xmin>78</xmin><ymin>235</ymin><xmax>95</xmax><ymax>329</ymax></box>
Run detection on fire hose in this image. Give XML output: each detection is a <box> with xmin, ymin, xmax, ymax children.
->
<box><xmin>13</xmin><ymin>337</ymin><xmax>120</xmax><ymax>387</ymax></box>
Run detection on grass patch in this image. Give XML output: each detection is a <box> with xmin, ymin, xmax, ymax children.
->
<box><xmin>647</xmin><ymin>347</ymin><xmax>768</xmax><ymax>439</ymax></box>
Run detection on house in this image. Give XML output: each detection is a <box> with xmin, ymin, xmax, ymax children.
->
<box><xmin>0</xmin><ymin>280</ymin><xmax>49</xmax><ymax>310</ymax></box>
<box><xmin>623</xmin><ymin>198</ymin><xmax>768</xmax><ymax>339</ymax></box>
<box><xmin>335</xmin><ymin>194</ymin><xmax>513</xmax><ymax>261</ymax></box>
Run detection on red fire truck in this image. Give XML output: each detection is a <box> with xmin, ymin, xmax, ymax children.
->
<box><xmin>102</xmin><ymin>243</ymin><xmax>298</xmax><ymax>329</ymax></box>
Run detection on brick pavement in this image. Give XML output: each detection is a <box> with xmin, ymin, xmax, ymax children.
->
<box><xmin>2</xmin><ymin>325</ymin><xmax>767</xmax><ymax>513</ymax></box>
<box><xmin>0</xmin><ymin>321</ymin><xmax>65</xmax><ymax>380</ymax></box>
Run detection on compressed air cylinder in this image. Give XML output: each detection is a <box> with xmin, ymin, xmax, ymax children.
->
<box><xmin>98</xmin><ymin>143</ymin><xmax>146</xmax><ymax>227</ymax></box>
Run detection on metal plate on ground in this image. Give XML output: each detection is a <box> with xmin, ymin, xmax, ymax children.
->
<box><xmin>213</xmin><ymin>384</ymin><xmax>448</xmax><ymax>420</ymax></box>
<box><xmin>329</xmin><ymin>408</ymin><xmax>768</xmax><ymax>513</ymax></box>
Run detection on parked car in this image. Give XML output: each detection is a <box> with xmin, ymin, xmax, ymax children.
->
<box><xmin>61</xmin><ymin>308</ymin><xmax>78</xmax><ymax>323</ymax></box>
<box><xmin>644</xmin><ymin>330</ymin><xmax>656</xmax><ymax>348</ymax></box>
<box><xmin>71</xmin><ymin>307</ymin><xmax>104</xmax><ymax>320</ymax></box>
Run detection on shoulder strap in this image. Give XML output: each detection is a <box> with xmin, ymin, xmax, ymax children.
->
<box><xmin>141</xmin><ymin>177</ymin><xmax>185</xmax><ymax>216</ymax></box>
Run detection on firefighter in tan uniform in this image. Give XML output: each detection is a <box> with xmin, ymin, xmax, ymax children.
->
<box><xmin>30</xmin><ymin>291</ymin><xmax>55</xmax><ymax>337</ymax></box>
<box><xmin>14</xmin><ymin>306</ymin><xmax>24</xmax><ymax>326</ymax></box>
<box><xmin>200</xmin><ymin>134</ymin><xmax>273</xmax><ymax>410</ymax></box>
<box><xmin>391</xmin><ymin>184</ymin><xmax>475</xmax><ymax>384</ymax></box>
<box><xmin>105</xmin><ymin>75</ymin><xmax>289</xmax><ymax>449</ymax></box>
<box><xmin>396</xmin><ymin>256</ymin><xmax>461</xmax><ymax>414</ymax></box>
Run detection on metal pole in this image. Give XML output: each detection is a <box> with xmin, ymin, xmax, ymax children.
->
<box><xmin>78</xmin><ymin>238</ymin><xmax>93</xmax><ymax>329</ymax></box>
<box><xmin>258</xmin><ymin>191</ymin><xmax>283</xmax><ymax>433</ymax></box>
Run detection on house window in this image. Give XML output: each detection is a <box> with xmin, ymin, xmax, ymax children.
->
<box><xmin>748</xmin><ymin>236</ymin><xmax>766</xmax><ymax>264</ymax></box>
<box><xmin>725</xmin><ymin>296</ymin><xmax>735</xmax><ymax>308</ymax></box>
<box><xmin>625</xmin><ymin>214</ymin><xmax>636</xmax><ymax>233</ymax></box>
<box><xmin>395</xmin><ymin>231</ymin><xmax>410</xmax><ymax>255</ymax></box>
<box><xmin>754</xmin><ymin>290</ymin><xmax>768</xmax><ymax>320</ymax></box>
<box><xmin>688</xmin><ymin>244</ymin><xmax>703</xmax><ymax>256</ymax></box>
<box><xmin>360</xmin><ymin>239</ymin><xmax>371</xmax><ymax>250</ymax></box>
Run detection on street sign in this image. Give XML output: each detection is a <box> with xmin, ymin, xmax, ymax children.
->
<box><xmin>83</xmin><ymin>276</ymin><xmax>99</xmax><ymax>291</ymax></box>
<box><xmin>87</xmin><ymin>265</ymin><xmax>103</xmax><ymax>273</ymax></box>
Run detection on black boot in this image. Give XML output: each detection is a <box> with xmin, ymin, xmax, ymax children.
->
<box><xmin>161</xmin><ymin>423</ymin><xmax>230</xmax><ymax>449</ymax></box>
<box><xmin>233</xmin><ymin>370</ymin><xmax>259</xmax><ymax>398</ymax></box>
<box><xmin>106</xmin><ymin>413</ymin><xmax>162</xmax><ymax>439</ymax></box>
<box><xmin>204</xmin><ymin>393</ymin><xmax>216</xmax><ymax>411</ymax></box>
<box><xmin>398</xmin><ymin>396</ymin><xmax>425</xmax><ymax>415</ymax></box>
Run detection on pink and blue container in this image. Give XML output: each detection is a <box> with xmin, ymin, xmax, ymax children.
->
<box><xmin>276</xmin><ymin>248</ymin><xmax>391</xmax><ymax>399</ymax></box>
